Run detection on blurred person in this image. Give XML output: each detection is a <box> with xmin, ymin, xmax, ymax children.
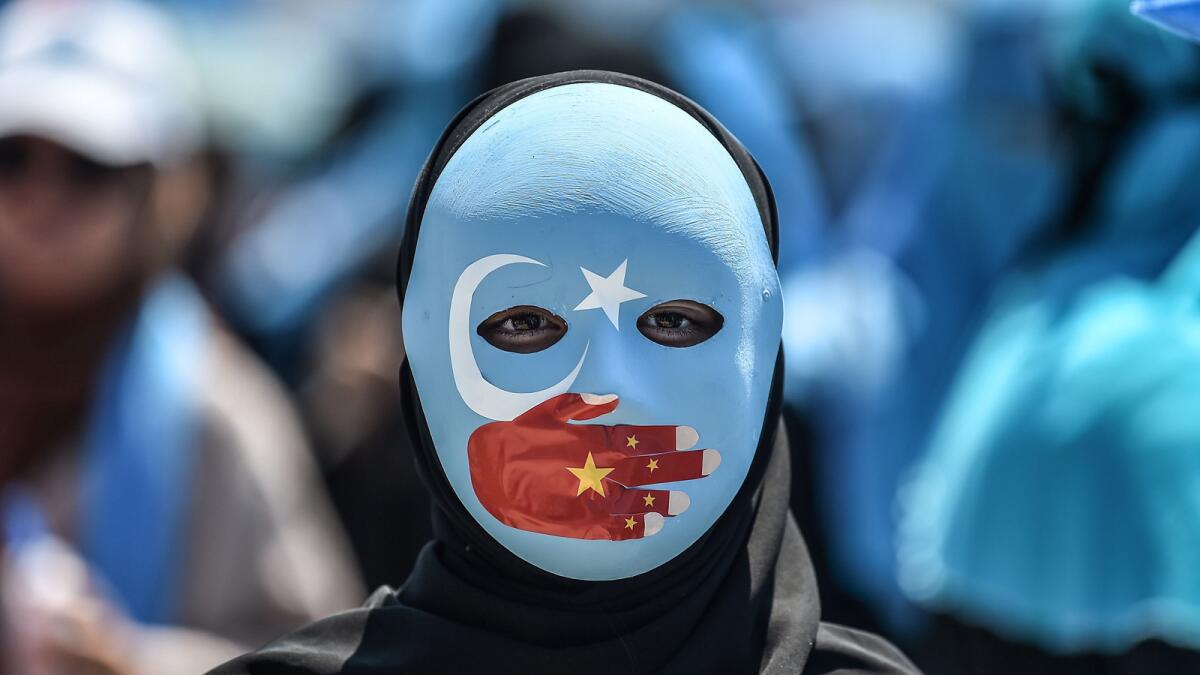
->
<box><xmin>775</xmin><ymin>0</ymin><xmax>1200</xmax><ymax>647</ymax></box>
<box><xmin>897</xmin><ymin>231</ymin><xmax>1200</xmax><ymax>675</ymax></box>
<box><xmin>895</xmin><ymin>2</ymin><xmax>1200</xmax><ymax>672</ymax></box>
<box><xmin>823</xmin><ymin>1</ymin><xmax>1070</xmax><ymax>635</ymax></box>
<box><xmin>214</xmin><ymin>72</ymin><xmax>919</xmax><ymax>675</ymax></box>
<box><xmin>0</xmin><ymin>1</ymin><xmax>362</xmax><ymax>673</ymax></box>
<box><xmin>761</xmin><ymin>0</ymin><xmax>1070</xmax><ymax>639</ymax></box>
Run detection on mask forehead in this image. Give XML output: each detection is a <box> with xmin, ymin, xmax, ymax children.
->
<box><xmin>402</xmin><ymin>82</ymin><xmax>782</xmax><ymax>580</ymax></box>
<box><xmin>427</xmin><ymin>82</ymin><xmax>769</xmax><ymax>275</ymax></box>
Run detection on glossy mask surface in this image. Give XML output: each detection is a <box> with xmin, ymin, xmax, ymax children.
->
<box><xmin>402</xmin><ymin>83</ymin><xmax>783</xmax><ymax>580</ymax></box>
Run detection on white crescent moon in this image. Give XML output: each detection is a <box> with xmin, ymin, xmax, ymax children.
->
<box><xmin>449</xmin><ymin>253</ymin><xmax>588</xmax><ymax>421</ymax></box>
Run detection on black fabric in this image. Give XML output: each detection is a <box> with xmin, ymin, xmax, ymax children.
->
<box><xmin>212</xmin><ymin>71</ymin><xmax>917</xmax><ymax>675</ymax></box>
<box><xmin>920</xmin><ymin>615</ymin><xmax>1200</xmax><ymax>675</ymax></box>
<box><xmin>214</xmin><ymin>431</ymin><xmax>916</xmax><ymax>675</ymax></box>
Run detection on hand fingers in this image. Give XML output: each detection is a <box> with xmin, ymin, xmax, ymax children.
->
<box><xmin>519</xmin><ymin>393</ymin><xmax>619</xmax><ymax>423</ymax></box>
<box><xmin>601</xmin><ymin>512</ymin><xmax>665</xmax><ymax>540</ymax></box>
<box><xmin>601</xmin><ymin>424</ymin><xmax>698</xmax><ymax>455</ymax></box>
<box><xmin>609</xmin><ymin>449</ymin><xmax>721</xmax><ymax>487</ymax></box>
<box><xmin>603</xmin><ymin>484</ymin><xmax>691</xmax><ymax>516</ymax></box>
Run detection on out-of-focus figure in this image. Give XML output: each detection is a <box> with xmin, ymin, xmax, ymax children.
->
<box><xmin>772</xmin><ymin>0</ymin><xmax>1069</xmax><ymax>636</ymax></box>
<box><xmin>0</xmin><ymin>1</ymin><xmax>362</xmax><ymax>673</ymax></box>
<box><xmin>896</xmin><ymin>1</ymin><xmax>1200</xmax><ymax>672</ymax></box>
<box><xmin>768</xmin><ymin>0</ymin><xmax>1200</xmax><ymax>646</ymax></box>
<box><xmin>899</xmin><ymin>239</ymin><xmax>1200</xmax><ymax>675</ymax></box>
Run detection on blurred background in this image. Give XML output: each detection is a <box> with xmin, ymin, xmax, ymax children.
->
<box><xmin>1</xmin><ymin>0</ymin><xmax>1199</xmax><ymax>672</ymax></box>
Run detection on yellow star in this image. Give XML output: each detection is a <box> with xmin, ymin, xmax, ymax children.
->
<box><xmin>625</xmin><ymin>516</ymin><xmax>637</xmax><ymax>530</ymax></box>
<box><xmin>566</xmin><ymin>452</ymin><xmax>614</xmax><ymax>497</ymax></box>
<box><xmin>626</xmin><ymin>435</ymin><xmax>639</xmax><ymax>449</ymax></box>
<box><xmin>643</xmin><ymin>493</ymin><xmax>656</xmax><ymax>507</ymax></box>
<box><xmin>646</xmin><ymin>458</ymin><xmax>659</xmax><ymax>474</ymax></box>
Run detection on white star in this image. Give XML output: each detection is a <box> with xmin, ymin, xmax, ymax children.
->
<box><xmin>573</xmin><ymin>259</ymin><xmax>646</xmax><ymax>330</ymax></box>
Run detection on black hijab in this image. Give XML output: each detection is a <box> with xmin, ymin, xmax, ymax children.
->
<box><xmin>212</xmin><ymin>71</ymin><xmax>918</xmax><ymax>675</ymax></box>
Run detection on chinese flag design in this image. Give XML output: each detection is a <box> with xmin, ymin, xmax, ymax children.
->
<box><xmin>468</xmin><ymin>393</ymin><xmax>720</xmax><ymax>540</ymax></box>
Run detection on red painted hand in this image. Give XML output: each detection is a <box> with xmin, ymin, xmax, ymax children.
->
<box><xmin>468</xmin><ymin>393</ymin><xmax>721</xmax><ymax>540</ymax></box>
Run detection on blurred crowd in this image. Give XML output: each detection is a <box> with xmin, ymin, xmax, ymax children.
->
<box><xmin>1</xmin><ymin>0</ymin><xmax>1199</xmax><ymax>673</ymax></box>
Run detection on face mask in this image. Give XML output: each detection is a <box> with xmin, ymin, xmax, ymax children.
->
<box><xmin>402</xmin><ymin>82</ymin><xmax>783</xmax><ymax>581</ymax></box>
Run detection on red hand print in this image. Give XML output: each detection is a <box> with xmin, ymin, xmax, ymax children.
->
<box><xmin>467</xmin><ymin>393</ymin><xmax>721</xmax><ymax>540</ymax></box>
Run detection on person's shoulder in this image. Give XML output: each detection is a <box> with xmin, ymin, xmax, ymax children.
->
<box><xmin>206</xmin><ymin>589</ymin><xmax>399</xmax><ymax>675</ymax></box>
<box><xmin>801</xmin><ymin>622</ymin><xmax>923</xmax><ymax>675</ymax></box>
<box><xmin>183</xmin><ymin>323</ymin><xmax>365</xmax><ymax>627</ymax></box>
<box><xmin>205</xmin><ymin>609</ymin><xmax>371</xmax><ymax>675</ymax></box>
<box><xmin>196</xmin><ymin>326</ymin><xmax>309</xmax><ymax>469</ymax></box>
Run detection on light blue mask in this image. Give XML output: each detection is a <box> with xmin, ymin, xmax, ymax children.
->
<box><xmin>402</xmin><ymin>82</ymin><xmax>783</xmax><ymax>580</ymax></box>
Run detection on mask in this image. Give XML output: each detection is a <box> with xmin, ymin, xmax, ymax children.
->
<box><xmin>401</xmin><ymin>81</ymin><xmax>783</xmax><ymax>580</ymax></box>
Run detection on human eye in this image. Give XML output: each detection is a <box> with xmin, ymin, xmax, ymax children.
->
<box><xmin>477</xmin><ymin>305</ymin><xmax>568</xmax><ymax>353</ymax></box>
<box><xmin>636</xmin><ymin>300</ymin><xmax>723</xmax><ymax>348</ymax></box>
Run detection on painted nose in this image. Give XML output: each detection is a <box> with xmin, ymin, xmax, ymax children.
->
<box><xmin>575</xmin><ymin>328</ymin><xmax>647</xmax><ymax>403</ymax></box>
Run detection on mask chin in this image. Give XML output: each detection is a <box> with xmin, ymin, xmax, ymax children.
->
<box><xmin>398</xmin><ymin>344</ymin><xmax>787</xmax><ymax>584</ymax></box>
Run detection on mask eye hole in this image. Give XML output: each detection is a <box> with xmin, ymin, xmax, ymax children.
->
<box><xmin>637</xmin><ymin>300</ymin><xmax>723</xmax><ymax>348</ymax></box>
<box><xmin>477</xmin><ymin>305</ymin><xmax>568</xmax><ymax>354</ymax></box>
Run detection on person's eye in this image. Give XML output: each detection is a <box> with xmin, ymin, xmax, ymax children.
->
<box><xmin>637</xmin><ymin>300</ymin><xmax>723</xmax><ymax>348</ymax></box>
<box><xmin>477</xmin><ymin>305</ymin><xmax>568</xmax><ymax>354</ymax></box>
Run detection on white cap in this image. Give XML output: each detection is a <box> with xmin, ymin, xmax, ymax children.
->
<box><xmin>0</xmin><ymin>0</ymin><xmax>203</xmax><ymax>166</ymax></box>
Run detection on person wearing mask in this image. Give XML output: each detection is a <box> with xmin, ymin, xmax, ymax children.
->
<box><xmin>214</xmin><ymin>71</ymin><xmax>919</xmax><ymax>674</ymax></box>
<box><xmin>0</xmin><ymin>1</ymin><xmax>362</xmax><ymax>673</ymax></box>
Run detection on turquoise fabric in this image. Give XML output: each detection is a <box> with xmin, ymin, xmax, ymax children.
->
<box><xmin>898</xmin><ymin>232</ymin><xmax>1200</xmax><ymax>652</ymax></box>
<box><xmin>849</xmin><ymin>0</ymin><xmax>1200</xmax><ymax>636</ymax></box>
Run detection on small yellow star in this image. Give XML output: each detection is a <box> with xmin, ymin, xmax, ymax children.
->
<box><xmin>566</xmin><ymin>452</ymin><xmax>614</xmax><ymax>497</ymax></box>
<box><xmin>625</xmin><ymin>516</ymin><xmax>637</xmax><ymax>530</ymax></box>
<box><xmin>643</xmin><ymin>493</ymin><xmax>656</xmax><ymax>507</ymax></box>
<box><xmin>626</xmin><ymin>435</ymin><xmax>639</xmax><ymax>449</ymax></box>
<box><xmin>646</xmin><ymin>458</ymin><xmax>659</xmax><ymax>473</ymax></box>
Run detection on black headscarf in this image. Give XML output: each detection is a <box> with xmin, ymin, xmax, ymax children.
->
<box><xmin>212</xmin><ymin>71</ymin><xmax>918</xmax><ymax>675</ymax></box>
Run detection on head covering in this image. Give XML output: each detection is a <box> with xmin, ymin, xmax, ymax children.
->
<box><xmin>212</xmin><ymin>71</ymin><xmax>917</xmax><ymax>675</ymax></box>
<box><xmin>0</xmin><ymin>0</ymin><xmax>202</xmax><ymax>166</ymax></box>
